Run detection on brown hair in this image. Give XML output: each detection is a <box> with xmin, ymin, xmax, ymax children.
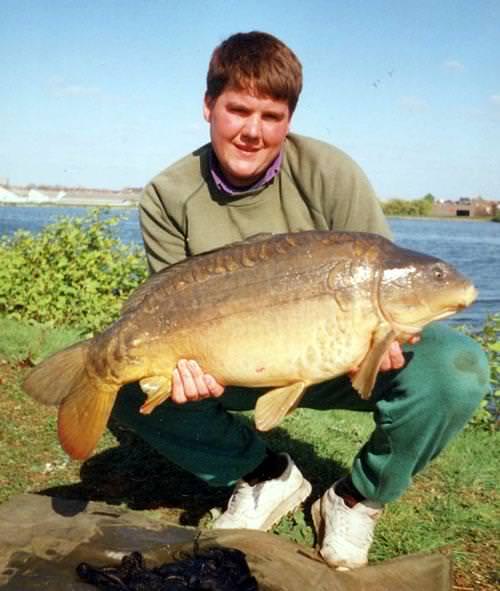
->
<box><xmin>206</xmin><ymin>31</ymin><xmax>303</xmax><ymax>114</ymax></box>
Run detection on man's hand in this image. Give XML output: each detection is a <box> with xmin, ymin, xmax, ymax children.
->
<box><xmin>350</xmin><ymin>336</ymin><xmax>420</xmax><ymax>377</ymax></box>
<box><xmin>380</xmin><ymin>336</ymin><xmax>420</xmax><ymax>371</ymax></box>
<box><xmin>171</xmin><ymin>359</ymin><xmax>225</xmax><ymax>404</ymax></box>
<box><xmin>379</xmin><ymin>341</ymin><xmax>407</xmax><ymax>371</ymax></box>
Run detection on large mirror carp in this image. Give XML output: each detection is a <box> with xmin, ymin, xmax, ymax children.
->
<box><xmin>23</xmin><ymin>230</ymin><xmax>477</xmax><ymax>460</ymax></box>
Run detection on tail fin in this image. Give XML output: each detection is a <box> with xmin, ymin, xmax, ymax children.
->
<box><xmin>57</xmin><ymin>372</ymin><xmax>117</xmax><ymax>460</ymax></box>
<box><xmin>23</xmin><ymin>340</ymin><xmax>91</xmax><ymax>405</ymax></box>
<box><xmin>23</xmin><ymin>340</ymin><xmax>118</xmax><ymax>460</ymax></box>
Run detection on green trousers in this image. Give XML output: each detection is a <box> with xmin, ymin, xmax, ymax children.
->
<box><xmin>112</xmin><ymin>323</ymin><xmax>489</xmax><ymax>504</ymax></box>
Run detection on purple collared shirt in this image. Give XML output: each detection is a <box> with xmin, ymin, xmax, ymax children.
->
<box><xmin>209</xmin><ymin>149</ymin><xmax>283</xmax><ymax>196</ymax></box>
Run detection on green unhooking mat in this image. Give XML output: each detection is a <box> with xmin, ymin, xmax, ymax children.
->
<box><xmin>0</xmin><ymin>494</ymin><xmax>451</xmax><ymax>590</ymax></box>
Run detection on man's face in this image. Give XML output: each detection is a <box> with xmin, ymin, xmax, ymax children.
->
<box><xmin>204</xmin><ymin>88</ymin><xmax>291</xmax><ymax>187</ymax></box>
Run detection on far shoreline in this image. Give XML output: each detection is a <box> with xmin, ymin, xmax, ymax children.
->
<box><xmin>1</xmin><ymin>202</ymin><xmax>497</xmax><ymax>222</ymax></box>
<box><xmin>0</xmin><ymin>201</ymin><xmax>137</xmax><ymax>210</ymax></box>
<box><xmin>386</xmin><ymin>214</ymin><xmax>497</xmax><ymax>222</ymax></box>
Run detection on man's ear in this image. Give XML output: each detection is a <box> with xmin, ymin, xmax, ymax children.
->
<box><xmin>203</xmin><ymin>94</ymin><xmax>214</xmax><ymax>122</ymax></box>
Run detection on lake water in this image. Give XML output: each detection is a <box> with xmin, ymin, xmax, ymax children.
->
<box><xmin>1</xmin><ymin>205</ymin><xmax>499</xmax><ymax>328</ymax></box>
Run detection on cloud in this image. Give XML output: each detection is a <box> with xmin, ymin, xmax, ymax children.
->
<box><xmin>57</xmin><ymin>84</ymin><xmax>101</xmax><ymax>97</ymax></box>
<box><xmin>443</xmin><ymin>60</ymin><xmax>465</xmax><ymax>72</ymax></box>
<box><xmin>48</xmin><ymin>76</ymin><xmax>102</xmax><ymax>98</ymax></box>
<box><xmin>399</xmin><ymin>96</ymin><xmax>429</xmax><ymax>113</ymax></box>
<box><xmin>186</xmin><ymin>122</ymin><xmax>204</xmax><ymax>133</ymax></box>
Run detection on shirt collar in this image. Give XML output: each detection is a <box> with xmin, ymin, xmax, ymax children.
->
<box><xmin>209</xmin><ymin>148</ymin><xmax>283</xmax><ymax>196</ymax></box>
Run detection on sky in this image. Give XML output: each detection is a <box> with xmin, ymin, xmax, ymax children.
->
<box><xmin>1</xmin><ymin>0</ymin><xmax>499</xmax><ymax>200</ymax></box>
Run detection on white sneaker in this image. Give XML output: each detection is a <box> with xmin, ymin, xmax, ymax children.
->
<box><xmin>311</xmin><ymin>481</ymin><xmax>383</xmax><ymax>570</ymax></box>
<box><xmin>212</xmin><ymin>453</ymin><xmax>312</xmax><ymax>531</ymax></box>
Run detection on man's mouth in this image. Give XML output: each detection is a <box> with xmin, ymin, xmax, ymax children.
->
<box><xmin>234</xmin><ymin>144</ymin><xmax>260</xmax><ymax>153</ymax></box>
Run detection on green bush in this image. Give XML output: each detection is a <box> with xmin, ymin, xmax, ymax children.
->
<box><xmin>0</xmin><ymin>317</ymin><xmax>82</xmax><ymax>364</ymax></box>
<box><xmin>0</xmin><ymin>209</ymin><xmax>147</xmax><ymax>333</ymax></box>
<box><xmin>382</xmin><ymin>196</ymin><xmax>434</xmax><ymax>217</ymax></box>
<box><xmin>468</xmin><ymin>313</ymin><xmax>500</xmax><ymax>430</ymax></box>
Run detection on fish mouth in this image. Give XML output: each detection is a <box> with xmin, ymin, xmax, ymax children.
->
<box><xmin>390</xmin><ymin>309</ymin><xmax>458</xmax><ymax>335</ymax></box>
<box><xmin>464</xmin><ymin>285</ymin><xmax>479</xmax><ymax>307</ymax></box>
<box><xmin>390</xmin><ymin>292</ymin><xmax>477</xmax><ymax>335</ymax></box>
<box><xmin>429</xmin><ymin>306</ymin><xmax>466</xmax><ymax>322</ymax></box>
<box><xmin>437</xmin><ymin>285</ymin><xmax>478</xmax><ymax>318</ymax></box>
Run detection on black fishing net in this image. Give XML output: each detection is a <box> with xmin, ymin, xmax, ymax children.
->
<box><xmin>76</xmin><ymin>547</ymin><xmax>259</xmax><ymax>591</ymax></box>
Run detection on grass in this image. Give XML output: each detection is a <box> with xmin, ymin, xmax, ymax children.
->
<box><xmin>0</xmin><ymin>318</ymin><xmax>498</xmax><ymax>590</ymax></box>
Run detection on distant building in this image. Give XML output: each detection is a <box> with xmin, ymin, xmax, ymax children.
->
<box><xmin>27</xmin><ymin>189</ymin><xmax>50</xmax><ymax>204</ymax></box>
<box><xmin>432</xmin><ymin>198</ymin><xmax>498</xmax><ymax>218</ymax></box>
<box><xmin>0</xmin><ymin>187</ymin><xmax>27</xmax><ymax>203</ymax></box>
<box><xmin>0</xmin><ymin>177</ymin><xmax>9</xmax><ymax>187</ymax></box>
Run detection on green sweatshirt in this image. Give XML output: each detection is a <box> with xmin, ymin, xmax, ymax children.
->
<box><xmin>140</xmin><ymin>133</ymin><xmax>391</xmax><ymax>272</ymax></box>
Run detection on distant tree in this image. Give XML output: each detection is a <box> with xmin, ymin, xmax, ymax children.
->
<box><xmin>382</xmin><ymin>196</ymin><xmax>433</xmax><ymax>217</ymax></box>
<box><xmin>422</xmin><ymin>193</ymin><xmax>435</xmax><ymax>203</ymax></box>
<box><xmin>420</xmin><ymin>197</ymin><xmax>433</xmax><ymax>216</ymax></box>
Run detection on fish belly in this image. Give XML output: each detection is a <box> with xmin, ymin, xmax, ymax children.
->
<box><xmin>170</xmin><ymin>296</ymin><xmax>379</xmax><ymax>388</ymax></box>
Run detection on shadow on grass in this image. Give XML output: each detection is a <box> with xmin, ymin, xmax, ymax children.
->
<box><xmin>40</xmin><ymin>416</ymin><xmax>347</xmax><ymax>528</ymax></box>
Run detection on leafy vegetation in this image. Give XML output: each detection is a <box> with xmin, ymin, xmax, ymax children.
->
<box><xmin>0</xmin><ymin>317</ymin><xmax>82</xmax><ymax>365</ymax></box>
<box><xmin>465</xmin><ymin>314</ymin><xmax>500</xmax><ymax>430</ymax></box>
<box><xmin>381</xmin><ymin>193</ymin><xmax>435</xmax><ymax>217</ymax></box>
<box><xmin>0</xmin><ymin>209</ymin><xmax>147</xmax><ymax>333</ymax></box>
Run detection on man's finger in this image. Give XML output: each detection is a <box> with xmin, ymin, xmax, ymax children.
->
<box><xmin>388</xmin><ymin>341</ymin><xmax>405</xmax><ymax>369</ymax></box>
<box><xmin>171</xmin><ymin>368</ymin><xmax>187</xmax><ymax>404</ymax></box>
<box><xmin>188</xmin><ymin>360</ymin><xmax>210</xmax><ymax>397</ymax></box>
<box><xmin>378</xmin><ymin>342</ymin><xmax>405</xmax><ymax>373</ymax></box>
<box><xmin>178</xmin><ymin>359</ymin><xmax>200</xmax><ymax>400</ymax></box>
<box><xmin>204</xmin><ymin>374</ymin><xmax>225</xmax><ymax>397</ymax></box>
<box><xmin>379</xmin><ymin>352</ymin><xmax>391</xmax><ymax>371</ymax></box>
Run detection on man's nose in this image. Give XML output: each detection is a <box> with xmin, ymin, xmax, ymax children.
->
<box><xmin>241</xmin><ymin>115</ymin><xmax>261</xmax><ymax>139</ymax></box>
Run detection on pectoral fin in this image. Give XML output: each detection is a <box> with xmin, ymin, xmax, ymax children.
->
<box><xmin>255</xmin><ymin>381</ymin><xmax>307</xmax><ymax>432</ymax></box>
<box><xmin>139</xmin><ymin>376</ymin><xmax>172</xmax><ymax>414</ymax></box>
<box><xmin>351</xmin><ymin>328</ymin><xmax>396</xmax><ymax>399</ymax></box>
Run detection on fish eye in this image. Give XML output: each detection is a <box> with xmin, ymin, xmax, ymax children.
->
<box><xmin>432</xmin><ymin>265</ymin><xmax>445</xmax><ymax>280</ymax></box>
